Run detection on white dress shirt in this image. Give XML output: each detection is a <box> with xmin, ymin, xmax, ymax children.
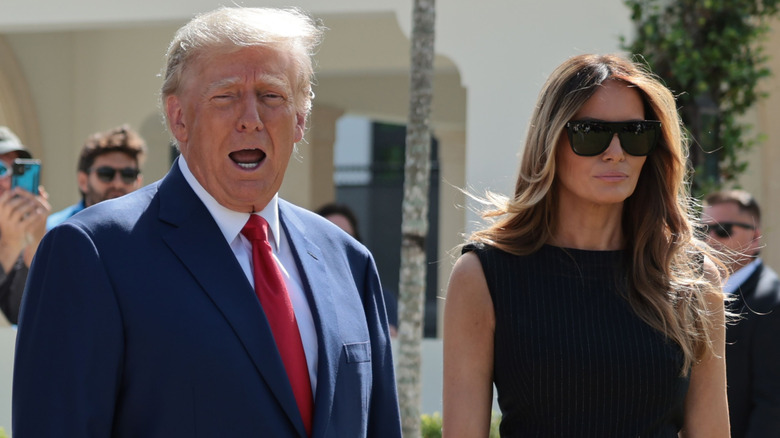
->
<box><xmin>178</xmin><ymin>157</ymin><xmax>318</xmax><ymax>393</ymax></box>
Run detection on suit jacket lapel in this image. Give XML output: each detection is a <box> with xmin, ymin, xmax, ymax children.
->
<box><xmin>157</xmin><ymin>164</ymin><xmax>306</xmax><ymax>436</ymax></box>
<box><xmin>727</xmin><ymin>261</ymin><xmax>764</xmax><ymax>345</ymax></box>
<box><xmin>736</xmin><ymin>262</ymin><xmax>763</xmax><ymax>303</ymax></box>
<box><xmin>279</xmin><ymin>201</ymin><xmax>340</xmax><ymax>436</ymax></box>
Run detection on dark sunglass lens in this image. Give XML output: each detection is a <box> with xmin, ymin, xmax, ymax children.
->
<box><xmin>713</xmin><ymin>224</ymin><xmax>732</xmax><ymax>238</ymax></box>
<box><xmin>568</xmin><ymin>122</ymin><xmax>613</xmax><ymax>156</ymax></box>
<box><xmin>619</xmin><ymin>122</ymin><xmax>659</xmax><ymax>156</ymax></box>
<box><xmin>95</xmin><ymin>167</ymin><xmax>116</xmax><ymax>182</ymax></box>
<box><xmin>0</xmin><ymin>162</ymin><xmax>7</xmax><ymax>177</ymax></box>
<box><xmin>119</xmin><ymin>168</ymin><xmax>139</xmax><ymax>184</ymax></box>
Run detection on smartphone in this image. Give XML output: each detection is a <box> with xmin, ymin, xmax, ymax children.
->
<box><xmin>11</xmin><ymin>158</ymin><xmax>41</xmax><ymax>195</ymax></box>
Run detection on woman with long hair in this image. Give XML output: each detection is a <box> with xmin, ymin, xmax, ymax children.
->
<box><xmin>442</xmin><ymin>54</ymin><xmax>728</xmax><ymax>437</ymax></box>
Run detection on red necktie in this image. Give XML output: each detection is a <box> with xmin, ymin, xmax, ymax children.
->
<box><xmin>242</xmin><ymin>215</ymin><xmax>313</xmax><ymax>436</ymax></box>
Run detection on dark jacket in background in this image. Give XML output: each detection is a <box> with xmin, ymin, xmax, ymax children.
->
<box><xmin>726</xmin><ymin>261</ymin><xmax>780</xmax><ymax>438</ymax></box>
<box><xmin>0</xmin><ymin>255</ymin><xmax>27</xmax><ymax>324</ymax></box>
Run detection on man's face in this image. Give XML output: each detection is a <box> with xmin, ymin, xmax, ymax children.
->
<box><xmin>0</xmin><ymin>151</ymin><xmax>19</xmax><ymax>195</ymax></box>
<box><xmin>78</xmin><ymin>151</ymin><xmax>142</xmax><ymax>207</ymax></box>
<box><xmin>702</xmin><ymin>201</ymin><xmax>761</xmax><ymax>271</ymax></box>
<box><xmin>165</xmin><ymin>46</ymin><xmax>305</xmax><ymax>213</ymax></box>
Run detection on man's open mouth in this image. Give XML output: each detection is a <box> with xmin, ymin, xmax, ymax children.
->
<box><xmin>229</xmin><ymin>149</ymin><xmax>266</xmax><ymax>169</ymax></box>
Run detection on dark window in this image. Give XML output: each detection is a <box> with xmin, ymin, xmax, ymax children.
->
<box><xmin>335</xmin><ymin>121</ymin><xmax>439</xmax><ymax>338</ymax></box>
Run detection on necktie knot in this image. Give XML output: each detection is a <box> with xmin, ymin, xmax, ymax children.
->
<box><xmin>242</xmin><ymin>214</ymin><xmax>270</xmax><ymax>244</ymax></box>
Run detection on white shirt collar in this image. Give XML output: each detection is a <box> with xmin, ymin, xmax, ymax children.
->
<box><xmin>177</xmin><ymin>156</ymin><xmax>281</xmax><ymax>250</ymax></box>
<box><xmin>723</xmin><ymin>257</ymin><xmax>762</xmax><ymax>294</ymax></box>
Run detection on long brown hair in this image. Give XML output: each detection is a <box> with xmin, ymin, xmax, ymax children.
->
<box><xmin>470</xmin><ymin>54</ymin><xmax>722</xmax><ymax>373</ymax></box>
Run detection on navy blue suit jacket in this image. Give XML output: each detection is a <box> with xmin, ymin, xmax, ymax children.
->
<box><xmin>726</xmin><ymin>261</ymin><xmax>780</xmax><ymax>438</ymax></box>
<box><xmin>13</xmin><ymin>162</ymin><xmax>401</xmax><ymax>437</ymax></box>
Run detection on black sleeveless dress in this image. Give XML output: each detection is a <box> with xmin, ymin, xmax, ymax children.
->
<box><xmin>464</xmin><ymin>243</ymin><xmax>689</xmax><ymax>437</ymax></box>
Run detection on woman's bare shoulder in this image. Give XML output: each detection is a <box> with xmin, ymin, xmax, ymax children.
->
<box><xmin>446</xmin><ymin>251</ymin><xmax>493</xmax><ymax>321</ymax></box>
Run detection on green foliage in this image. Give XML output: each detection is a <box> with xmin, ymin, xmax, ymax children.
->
<box><xmin>420</xmin><ymin>411</ymin><xmax>501</xmax><ymax>437</ymax></box>
<box><xmin>420</xmin><ymin>412</ymin><xmax>442</xmax><ymax>438</ymax></box>
<box><xmin>489</xmin><ymin>412</ymin><xmax>501</xmax><ymax>438</ymax></box>
<box><xmin>621</xmin><ymin>0</ymin><xmax>779</xmax><ymax>195</ymax></box>
<box><xmin>0</xmin><ymin>426</ymin><xmax>8</xmax><ymax>438</ymax></box>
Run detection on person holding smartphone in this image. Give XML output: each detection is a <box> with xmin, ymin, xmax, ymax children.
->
<box><xmin>46</xmin><ymin>124</ymin><xmax>145</xmax><ymax>229</ymax></box>
<box><xmin>0</xmin><ymin>126</ymin><xmax>50</xmax><ymax>325</ymax></box>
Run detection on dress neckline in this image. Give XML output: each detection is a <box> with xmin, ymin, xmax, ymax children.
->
<box><xmin>543</xmin><ymin>243</ymin><xmax>626</xmax><ymax>254</ymax></box>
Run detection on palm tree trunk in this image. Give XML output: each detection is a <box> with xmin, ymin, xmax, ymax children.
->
<box><xmin>397</xmin><ymin>0</ymin><xmax>435</xmax><ymax>436</ymax></box>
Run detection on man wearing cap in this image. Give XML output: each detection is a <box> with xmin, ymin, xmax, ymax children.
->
<box><xmin>0</xmin><ymin>126</ymin><xmax>50</xmax><ymax>324</ymax></box>
<box><xmin>47</xmin><ymin>124</ymin><xmax>145</xmax><ymax>229</ymax></box>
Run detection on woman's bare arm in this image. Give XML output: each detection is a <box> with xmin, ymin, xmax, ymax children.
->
<box><xmin>442</xmin><ymin>252</ymin><xmax>496</xmax><ymax>437</ymax></box>
<box><xmin>680</xmin><ymin>258</ymin><xmax>729</xmax><ymax>437</ymax></box>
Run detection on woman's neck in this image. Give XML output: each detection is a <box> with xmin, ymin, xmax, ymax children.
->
<box><xmin>550</xmin><ymin>200</ymin><xmax>625</xmax><ymax>251</ymax></box>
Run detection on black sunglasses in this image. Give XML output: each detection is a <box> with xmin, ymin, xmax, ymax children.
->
<box><xmin>91</xmin><ymin>166</ymin><xmax>140</xmax><ymax>184</ymax></box>
<box><xmin>0</xmin><ymin>161</ymin><xmax>8</xmax><ymax>178</ymax></box>
<box><xmin>701</xmin><ymin>222</ymin><xmax>756</xmax><ymax>238</ymax></box>
<box><xmin>565</xmin><ymin>120</ymin><xmax>661</xmax><ymax>157</ymax></box>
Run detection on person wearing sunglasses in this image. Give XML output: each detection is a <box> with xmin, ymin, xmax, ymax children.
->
<box><xmin>46</xmin><ymin>124</ymin><xmax>145</xmax><ymax>230</ymax></box>
<box><xmin>0</xmin><ymin>126</ymin><xmax>50</xmax><ymax>325</ymax></box>
<box><xmin>443</xmin><ymin>54</ymin><xmax>728</xmax><ymax>437</ymax></box>
<box><xmin>702</xmin><ymin>190</ymin><xmax>780</xmax><ymax>437</ymax></box>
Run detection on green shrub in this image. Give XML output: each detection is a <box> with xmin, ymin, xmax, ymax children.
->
<box><xmin>621</xmin><ymin>0</ymin><xmax>780</xmax><ymax>194</ymax></box>
<box><xmin>420</xmin><ymin>411</ymin><xmax>501</xmax><ymax>437</ymax></box>
<box><xmin>420</xmin><ymin>412</ymin><xmax>442</xmax><ymax>438</ymax></box>
<box><xmin>489</xmin><ymin>412</ymin><xmax>501</xmax><ymax>438</ymax></box>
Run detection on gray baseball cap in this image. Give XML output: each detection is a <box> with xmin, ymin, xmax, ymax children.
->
<box><xmin>0</xmin><ymin>126</ymin><xmax>32</xmax><ymax>159</ymax></box>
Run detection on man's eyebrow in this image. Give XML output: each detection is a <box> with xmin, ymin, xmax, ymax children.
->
<box><xmin>206</xmin><ymin>77</ymin><xmax>241</xmax><ymax>92</ymax></box>
<box><xmin>256</xmin><ymin>74</ymin><xmax>292</xmax><ymax>91</ymax></box>
<box><xmin>206</xmin><ymin>75</ymin><xmax>291</xmax><ymax>93</ymax></box>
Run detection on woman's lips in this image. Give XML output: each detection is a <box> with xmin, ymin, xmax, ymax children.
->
<box><xmin>595</xmin><ymin>172</ymin><xmax>628</xmax><ymax>182</ymax></box>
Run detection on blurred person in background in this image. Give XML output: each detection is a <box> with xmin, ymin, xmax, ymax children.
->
<box><xmin>703</xmin><ymin>189</ymin><xmax>780</xmax><ymax>438</ymax></box>
<box><xmin>0</xmin><ymin>126</ymin><xmax>50</xmax><ymax>324</ymax></box>
<box><xmin>47</xmin><ymin>124</ymin><xmax>145</xmax><ymax>229</ymax></box>
<box><xmin>316</xmin><ymin>202</ymin><xmax>398</xmax><ymax>337</ymax></box>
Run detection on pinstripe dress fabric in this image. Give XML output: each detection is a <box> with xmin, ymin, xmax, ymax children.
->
<box><xmin>464</xmin><ymin>244</ymin><xmax>689</xmax><ymax>437</ymax></box>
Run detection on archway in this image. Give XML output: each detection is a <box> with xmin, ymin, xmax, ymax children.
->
<box><xmin>0</xmin><ymin>37</ymin><xmax>41</xmax><ymax>157</ymax></box>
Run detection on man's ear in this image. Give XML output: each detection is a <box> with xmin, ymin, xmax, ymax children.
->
<box><xmin>77</xmin><ymin>171</ymin><xmax>88</xmax><ymax>195</ymax></box>
<box><xmin>166</xmin><ymin>95</ymin><xmax>188</xmax><ymax>144</ymax></box>
<box><xmin>294</xmin><ymin>112</ymin><xmax>306</xmax><ymax>143</ymax></box>
<box><xmin>747</xmin><ymin>225</ymin><xmax>764</xmax><ymax>257</ymax></box>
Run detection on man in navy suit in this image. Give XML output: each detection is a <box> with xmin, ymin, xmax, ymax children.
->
<box><xmin>13</xmin><ymin>7</ymin><xmax>401</xmax><ymax>437</ymax></box>
<box><xmin>703</xmin><ymin>190</ymin><xmax>780</xmax><ymax>438</ymax></box>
